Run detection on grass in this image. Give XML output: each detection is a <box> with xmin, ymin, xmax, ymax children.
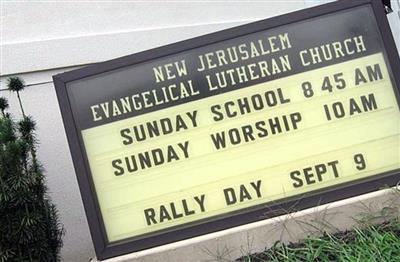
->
<box><xmin>237</xmin><ymin>219</ymin><xmax>400</xmax><ymax>262</ymax></box>
<box><xmin>235</xmin><ymin>187</ymin><xmax>400</xmax><ymax>262</ymax></box>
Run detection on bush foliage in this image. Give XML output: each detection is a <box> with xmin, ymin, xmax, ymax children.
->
<box><xmin>0</xmin><ymin>77</ymin><xmax>64</xmax><ymax>261</ymax></box>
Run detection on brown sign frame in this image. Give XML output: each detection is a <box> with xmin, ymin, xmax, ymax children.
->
<box><xmin>53</xmin><ymin>0</ymin><xmax>400</xmax><ymax>260</ymax></box>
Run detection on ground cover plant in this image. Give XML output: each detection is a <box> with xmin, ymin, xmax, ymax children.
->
<box><xmin>238</xmin><ymin>219</ymin><xmax>399</xmax><ymax>262</ymax></box>
<box><xmin>237</xmin><ymin>188</ymin><xmax>400</xmax><ymax>262</ymax></box>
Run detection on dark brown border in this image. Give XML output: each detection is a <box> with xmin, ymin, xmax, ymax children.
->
<box><xmin>53</xmin><ymin>0</ymin><xmax>400</xmax><ymax>260</ymax></box>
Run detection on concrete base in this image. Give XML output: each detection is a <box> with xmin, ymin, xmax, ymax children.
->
<box><xmin>92</xmin><ymin>187</ymin><xmax>399</xmax><ymax>262</ymax></box>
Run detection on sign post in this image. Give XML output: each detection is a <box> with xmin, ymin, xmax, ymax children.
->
<box><xmin>53</xmin><ymin>0</ymin><xmax>400</xmax><ymax>260</ymax></box>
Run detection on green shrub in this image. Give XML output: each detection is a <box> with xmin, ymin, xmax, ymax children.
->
<box><xmin>0</xmin><ymin>77</ymin><xmax>64</xmax><ymax>262</ymax></box>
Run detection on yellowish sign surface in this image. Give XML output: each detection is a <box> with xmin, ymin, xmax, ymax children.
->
<box><xmin>82</xmin><ymin>53</ymin><xmax>400</xmax><ymax>242</ymax></box>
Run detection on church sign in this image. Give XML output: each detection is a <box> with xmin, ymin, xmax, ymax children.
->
<box><xmin>53</xmin><ymin>0</ymin><xmax>400</xmax><ymax>260</ymax></box>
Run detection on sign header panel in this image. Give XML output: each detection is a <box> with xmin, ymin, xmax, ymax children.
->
<box><xmin>54</xmin><ymin>0</ymin><xmax>400</xmax><ymax>259</ymax></box>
